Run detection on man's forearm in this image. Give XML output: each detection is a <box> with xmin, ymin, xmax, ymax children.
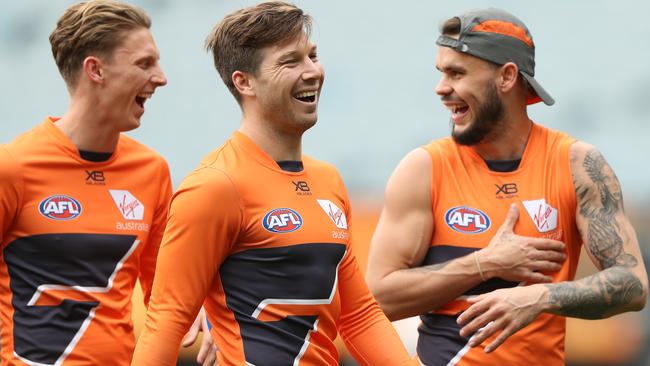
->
<box><xmin>545</xmin><ymin>264</ymin><xmax>645</xmax><ymax>319</ymax></box>
<box><xmin>372</xmin><ymin>255</ymin><xmax>484</xmax><ymax>320</ymax></box>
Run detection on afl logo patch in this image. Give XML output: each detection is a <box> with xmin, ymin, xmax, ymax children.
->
<box><xmin>263</xmin><ymin>208</ymin><xmax>303</xmax><ymax>233</ymax></box>
<box><xmin>445</xmin><ymin>206</ymin><xmax>490</xmax><ymax>234</ymax></box>
<box><xmin>39</xmin><ymin>195</ymin><xmax>82</xmax><ymax>220</ymax></box>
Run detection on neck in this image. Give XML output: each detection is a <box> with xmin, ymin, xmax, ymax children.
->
<box><xmin>239</xmin><ymin>115</ymin><xmax>303</xmax><ymax>161</ymax></box>
<box><xmin>55</xmin><ymin>98</ymin><xmax>121</xmax><ymax>153</ymax></box>
<box><xmin>470</xmin><ymin>107</ymin><xmax>532</xmax><ymax>161</ymax></box>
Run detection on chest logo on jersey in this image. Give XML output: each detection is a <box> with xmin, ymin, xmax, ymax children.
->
<box><xmin>522</xmin><ymin>199</ymin><xmax>558</xmax><ymax>233</ymax></box>
<box><xmin>317</xmin><ymin>199</ymin><xmax>348</xmax><ymax>230</ymax></box>
<box><xmin>39</xmin><ymin>195</ymin><xmax>82</xmax><ymax>220</ymax></box>
<box><xmin>495</xmin><ymin>183</ymin><xmax>518</xmax><ymax>199</ymax></box>
<box><xmin>292</xmin><ymin>180</ymin><xmax>312</xmax><ymax>196</ymax></box>
<box><xmin>109</xmin><ymin>190</ymin><xmax>145</xmax><ymax>220</ymax></box>
<box><xmin>445</xmin><ymin>206</ymin><xmax>491</xmax><ymax>234</ymax></box>
<box><xmin>263</xmin><ymin>208</ymin><xmax>303</xmax><ymax>233</ymax></box>
<box><xmin>85</xmin><ymin>170</ymin><xmax>106</xmax><ymax>185</ymax></box>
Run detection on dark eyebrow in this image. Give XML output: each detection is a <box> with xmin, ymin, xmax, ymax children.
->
<box><xmin>278</xmin><ymin>42</ymin><xmax>318</xmax><ymax>62</ymax></box>
<box><xmin>135</xmin><ymin>54</ymin><xmax>158</xmax><ymax>64</ymax></box>
<box><xmin>437</xmin><ymin>64</ymin><xmax>466</xmax><ymax>74</ymax></box>
<box><xmin>278</xmin><ymin>50</ymin><xmax>300</xmax><ymax>62</ymax></box>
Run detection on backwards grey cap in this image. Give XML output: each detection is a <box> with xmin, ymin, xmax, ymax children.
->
<box><xmin>436</xmin><ymin>8</ymin><xmax>554</xmax><ymax>106</ymax></box>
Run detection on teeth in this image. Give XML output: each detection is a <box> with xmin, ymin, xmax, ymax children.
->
<box><xmin>137</xmin><ymin>93</ymin><xmax>152</xmax><ymax>99</ymax></box>
<box><xmin>295</xmin><ymin>91</ymin><xmax>317</xmax><ymax>99</ymax></box>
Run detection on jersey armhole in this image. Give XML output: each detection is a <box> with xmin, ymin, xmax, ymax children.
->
<box><xmin>560</xmin><ymin>138</ymin><xmax>578</xmax><ymax>219</ymax></box>
<box><xmin>421</xmin><ymin>143</ymin><xmax>440</xmax><ymax>218</ymax></box>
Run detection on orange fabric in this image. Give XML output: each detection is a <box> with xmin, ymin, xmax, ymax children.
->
<box><xmin>132</xmin><ymin>132</ymin><xmax>413</xmax><ymax>366</ymax></box>
<box><xmin>0</xmin><ymin>118</ymin><xmax>172</xmax><ymax>366</ymax></box>
<box><xmin>421</xmin><ymin>123</ymin><xmax>581</xmax><ymax>365</ymax></box>
<box><xmin>472</xmin><ymin>20</ymin><xmax>533</xmax><ymax>47</ymax></box>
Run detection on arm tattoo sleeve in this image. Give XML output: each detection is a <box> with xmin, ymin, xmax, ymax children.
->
<box><xmin>549</xmin><ymin>266</ymin><xmax>643</xmax><ymax>319</ymax></box>
<box><xmin>546</xmin><ymin>147</ymin><xmax>644</xmax><ymax>319</ymax></box>
<box><xmin>578</xmin><ymin>150</ymin><xmax>625</xmax><ymax>268</ymax></box>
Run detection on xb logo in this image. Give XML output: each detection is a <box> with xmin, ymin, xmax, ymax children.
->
<box><xmin>85</xmin><ymin>170</ymin><xmax>105</xmax><ymax>185</ymax></box>
<box><xmin>495</xmin><ymin>183</ymin><xmax>518</xmax><ymax>198</ymax></box>
<box><xmin>293</xmin><ymin>181</ymin><xmax>310</xmax><ymax>192</ymax></box>
<box><xmin>292</xmin><ymin>181</ymin><xmax>311</xmax><ymax>195</ymax></box>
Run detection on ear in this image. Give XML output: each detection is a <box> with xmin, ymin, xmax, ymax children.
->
<box><xmin>232</xmin><ymin>70</ymin><xmax>255</xmax><ymax>97</ymax></box>
<box><xmin>82</xmin><ymin>56</ymin><xmax>104</xmax><ymax>84</ymax></box>
<box><xmin>497</xmin><ymin>62</ymin><xmax>519</xmax><ymax>93</ymax></box>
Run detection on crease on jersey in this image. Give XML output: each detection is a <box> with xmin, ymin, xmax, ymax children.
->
<box><xmin>244</xmin><ymin>319</ymin><xmax>321</xmax><ymax>366</ymax></box>
<box><xmin>444</xmin><ymin>321</ymin><xmax>493</xmax><ymax>366</ymax></box>
<box><xmin>293</xmin><ymin>319</ymin><xmax>319</xmax><ymax>366</ymax></box>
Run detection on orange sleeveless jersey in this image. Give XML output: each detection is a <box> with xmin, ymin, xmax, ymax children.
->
<box><xmin>0</xmin><ymin>118</ymin><xmax>172</xmax><ymax>365</ymax></box>
<box><xmin>132</xmin><ymin>131</ymin><xmax>412</xmax><ymax>366</ymax></box>
<box><xmin>417</xmin><ymin>123</ymin><xmax>581</xmax><ymax>366</ymax></box>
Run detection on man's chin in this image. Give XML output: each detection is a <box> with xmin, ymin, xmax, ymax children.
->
<box><xmin>452</xmin><ymin>133</ymin><xmax>472</xmax><ymax>146</ymax></box>
<box><xmin>301</xmin><ymin>113</ymin><xmax>318</xmax><ymax>128</ymax></box>
<box><xmin>451</xmin><ymin>122</ymin><xmax>475</xmax><ymax>146</ymax></box>
<box><xmin>121</xmin><ymin>120</ymin><xmax>141</xmax><ymax>132</ymax></box>
<box><xmin>452</xmin><ymin>128</ymin><xmax>483</xmax><ymax>146</ymax></box>
<box><xmin>300</xmin><ymin>120</ymin><xmax>317</xmax><ymax>133</ymax></box>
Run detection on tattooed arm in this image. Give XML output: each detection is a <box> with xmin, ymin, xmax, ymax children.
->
<box><xmin>546</xmin><ymin>141</ymin><xmax>648</xmax><ymax>318</ymax></box>
<box><xmin>456</xmin><ymin>142</ymin><xmax>648</xmax><ymax>353</ymax></box>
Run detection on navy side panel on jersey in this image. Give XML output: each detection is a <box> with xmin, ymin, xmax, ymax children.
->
<box><xmin>4</xmin><ymin>233</ymin><xmax>137</xmax><ymax>364</ymax></box>
<box><xmin>220</xmin><ymin>243</ymin><xmax>346</xmax><ymax>366</ymax></box>
<box><xmin>417</xmin><ymin>314</ymin><xmax>468</xmax><ymax>366</ymax></box>
<box><xmin>418</xmin><ymin>245</ymin><xmax>520</xmax><ymax>365</ymax></box>
<box><xmin>422</xmin><ymin>245</ymin><xmax>518</xmax><ymax>295</ymax></box>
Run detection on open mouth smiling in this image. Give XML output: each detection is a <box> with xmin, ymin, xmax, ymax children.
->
<box><xmin>294</xmin><ymin>90</ymin><xmax>317</xmax><ymax>103</ymax></box>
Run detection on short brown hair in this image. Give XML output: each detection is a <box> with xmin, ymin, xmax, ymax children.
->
<box><xmin>441</xmin><ymin>17</ymin><xmax>461</xmax><ymax>36</ymax></box>
<box><xmin>49</xmin><ymin>0</ymin><xmax>151</xmax><ymax>88</ymax></box>
<box><xmin>205</xmin><ymin>1</ymin><xmax>312</xmax><ymax>103</ymax></box>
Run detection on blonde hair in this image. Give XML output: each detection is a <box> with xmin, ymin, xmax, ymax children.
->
<box><xmin>205</xmin><ymin>1</ymin><xmax>312</xmax><ymax>103</ymax></box>
<box><xmin>49</xmin><ymin>0</ymin><xmax>151</xmax><ymax>87</ymax></box>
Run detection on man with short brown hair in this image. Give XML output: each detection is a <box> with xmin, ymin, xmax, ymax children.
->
<box><xmin>367</xmin><ymin>8</ymin><xmax>648</xmax><ymax>366</ymax></box>
<box><xmin>132</xmin><ymin>2</ymin><xmax>414</xmax><ymax>365</ymax></box>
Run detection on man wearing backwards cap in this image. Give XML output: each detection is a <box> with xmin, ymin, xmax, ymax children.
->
<box><xmin>367</xmin><ymin>8</ymin><xmax>648</xmax><ymax>366</ymax></box>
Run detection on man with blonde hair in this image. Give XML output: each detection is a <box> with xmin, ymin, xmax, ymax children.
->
<box><xmin>0</xmin><ymin>1</ymin><xmax>200</xmax><ymax>365</ymax></box>
<box><xmin>132</xmin><ymin>2</ymin><xmax>414</xmax><ymax>365</ymax></box>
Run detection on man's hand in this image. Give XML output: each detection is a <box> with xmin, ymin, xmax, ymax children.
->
<box><xmin>182</xmin><ymin>307</ymin><xmax>218</xmax><ymax>365</ymax></box>
<box><xmin>457</xmin><ymin>284</ymin><xmax>549</xmax><ymax>352</ymax></box>
<box><xmin>479</xmin><ymin>204</ymin><xmax>566</xmax><ymax>283</ymax></box>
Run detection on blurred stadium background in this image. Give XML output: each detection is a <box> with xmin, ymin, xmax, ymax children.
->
<box><xmin>2</xmin><ymin>1</ymin><xmax>649</xmax><ymax>365</ymax></box>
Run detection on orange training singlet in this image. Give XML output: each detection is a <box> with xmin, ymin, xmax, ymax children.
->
<box><xmin>417</xmin><ymin>123</ymin><xmax>581</xmax><ymax>366</ymax></box>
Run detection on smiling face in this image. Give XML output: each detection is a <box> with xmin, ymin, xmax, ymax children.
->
<box><xmin>99</xmin><ymin>27</ymin><xmax>167</xmax><ymax>132</ymax></box>
<box><xmin>435</xmin><ymin>46</ymin><xmax>505</xmax><ymax>145</ymax></box>
<box><xmin>247</xmin><ymin>32</ymin><xmax>324</xmax><ymax>135</ymax></box>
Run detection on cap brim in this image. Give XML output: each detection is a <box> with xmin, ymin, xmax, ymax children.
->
<box><xmin>521</xmin><ymin>72</ymin><xmax>554</xmax><ymax>106</ymax></box>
